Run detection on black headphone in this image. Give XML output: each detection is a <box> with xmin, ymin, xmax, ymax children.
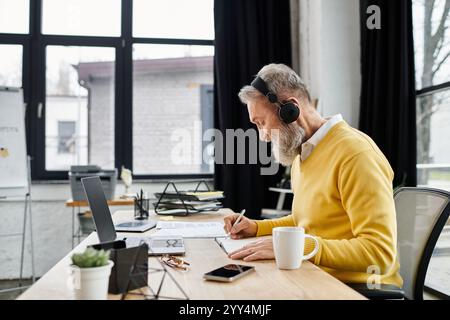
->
<box><xmin>250</xmin><ymin>76</ymin><xmax>300</xmax><ymax>124</ymax></box>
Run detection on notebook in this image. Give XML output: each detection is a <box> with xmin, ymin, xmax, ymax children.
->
<box><xmin>215</xmin><ymin>236</ymin><xmax>272</xmax><ymax>255</ymax></box>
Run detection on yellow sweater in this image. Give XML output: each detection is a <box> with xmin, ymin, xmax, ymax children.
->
<box><xmin>255</xmin><ymin>121</ymin><xmax>402</xmax><ymax>287</ymax></box>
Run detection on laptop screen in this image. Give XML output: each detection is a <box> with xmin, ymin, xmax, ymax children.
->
<box><xmin>81</xmin><ymin>176</ymin><xmax>117</xmax><ymax>243</ymax></box>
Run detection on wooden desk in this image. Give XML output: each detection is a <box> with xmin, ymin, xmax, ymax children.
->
<box><xmin>18</xmin><ymin>209</ymin><xmax>365</xmax><ymax>300</ymax></box>
<box><xmin>65</xmin><ymin>199</ymin><xmax>135</xmax><ymax>207</ymax></box>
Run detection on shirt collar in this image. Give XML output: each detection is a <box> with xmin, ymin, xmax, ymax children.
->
<box><xmin>300</xmin><ymin>114</ymin><xmax>343</xmax><ymax>161</ymax></box>
<box><xmin>307</xmin><ymin>114</ymin><xmax>343</xmax><ymax>147</ymax></box>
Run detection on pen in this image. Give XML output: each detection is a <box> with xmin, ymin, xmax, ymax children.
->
<box><xmin>229</xmin><ymin>209</ymin><xmax>246</xmax><ymax>236</ymax></box>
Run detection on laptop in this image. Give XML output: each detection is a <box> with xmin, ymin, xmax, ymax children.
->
<box><xmin>81</xmin><ymin>176</ymin><xmax>185</xmax><ymax>256</ymax></box>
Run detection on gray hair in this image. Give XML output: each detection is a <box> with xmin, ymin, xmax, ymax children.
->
<box><xmin>238</xmin><ymin>63</ymin><xmax>311</xmax><ymax>105</ymax></box>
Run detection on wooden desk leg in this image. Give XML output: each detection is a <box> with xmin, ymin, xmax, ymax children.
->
<box><xmin>71</xmin><ymin>207</ymin><xmax>75</xmax><ymax>248</ymax></box>
<box><xmin>73</xmin><ymin>207</ymin><xmax>83</xmax><ymax>247</ymax></box>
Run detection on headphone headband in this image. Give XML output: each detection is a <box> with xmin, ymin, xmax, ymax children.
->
<box><xmin>250</xmin><ymin>75</ymin><xmax>300</xmax><ymax>124</ymax></box>
<box><xmin>251</xmin><ymin>76</ymin><xmax>278</xmax><ymax>104</ymax></box>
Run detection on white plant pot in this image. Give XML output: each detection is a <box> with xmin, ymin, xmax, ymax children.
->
<box><xmin>69</xmin><ymin>261</ymin><xmax>114</xmax><ymax>300</ymax></box>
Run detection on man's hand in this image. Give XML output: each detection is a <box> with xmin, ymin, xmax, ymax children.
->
<box><xmin>223</xmin><ymin>213</ymin><xmax>258</xmax><ymax>239</ymax></box>
<box><xmin>228</xmin><ymin>238</ymin><xmax>274</xmax><ymax>262</ymax></box>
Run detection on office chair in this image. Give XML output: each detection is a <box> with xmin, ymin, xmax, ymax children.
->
<box><xmin>348</xmin><ymin>187</ymin><xmax>450</xmax><ymax>300</ymax></box>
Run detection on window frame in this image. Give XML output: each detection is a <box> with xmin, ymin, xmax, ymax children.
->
<box><xmin>0</xmin><ymin>0</ymin><xmax>214</xmax><ymax>181</ymax></box>
<box><xmin>413</xmin><ymin>1</ymin><xmax>450</xmax><ymax>299</ymax></box>
<box><xmin>417</xmin><ymin>81</ymin><xmax>450</xmax><ymax>97</ymax></box>
<box><xmin>418</xmin><ymin>82</ymin><xmax>450</xmax><ymax>299</ymax></box>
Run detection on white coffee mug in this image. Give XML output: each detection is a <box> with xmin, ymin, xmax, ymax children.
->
<box><xmin>273</xmin><ymin>227</ymin><xmax>319</xmax><ymax>270</ymax></box>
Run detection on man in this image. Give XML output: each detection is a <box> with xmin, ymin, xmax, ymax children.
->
<box><xmin>223</xmin><ymin>63</ymin><xmax>402</xmax><ymax>287</ymax></box>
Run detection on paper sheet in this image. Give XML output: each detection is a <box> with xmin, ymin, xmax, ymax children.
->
<box><xmin>156</xmin><ymin>221</ymin><xmax>223</xmax><ymax>229</ymax></box>
<box><xmin>154</xmin><ymin>221</ymin><xmax>227</xmax><ymax>238</ymax></box>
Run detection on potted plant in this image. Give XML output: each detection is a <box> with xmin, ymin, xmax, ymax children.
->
<box><xmin>69</xmin><ymin>247</ymin><xmax>114</xmax><ymax>300</ymax></box>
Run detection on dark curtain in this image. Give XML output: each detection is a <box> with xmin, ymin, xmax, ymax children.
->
<box><xmin>213</xmin><ymin>0</ymin><xmax>292</xmax><ymax>218</ymax></box>
<box><xmin>359</xmin><ymin>0</ymin><xmax>417</xmax><ymax>187</ymax></box>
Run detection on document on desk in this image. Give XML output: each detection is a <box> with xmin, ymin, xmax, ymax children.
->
<box><xmin>153</xmin><ymin>221</ymin><xmax>227</xmax><ymax>238</ymax></box>
<box><xmin>215</xmin><ymin>236</ymin><xmax>272</xmax><ymax>255</ymax></box>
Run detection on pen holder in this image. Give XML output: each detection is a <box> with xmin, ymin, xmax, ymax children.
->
<box><xmin>134</xmin><ymin>198</ymin><xmax>150</xmax><ymax>220</ymax></box>
<box><xmin>90</xmin><ymin>240</ymin><xmax>148</xmax><ymax>295</ymax></box>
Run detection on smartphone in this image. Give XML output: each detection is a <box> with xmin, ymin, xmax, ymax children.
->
<box><xmin>203</xmin><ymin>264</ymin><xmax>255</xmax><ymax>282</ymax></box>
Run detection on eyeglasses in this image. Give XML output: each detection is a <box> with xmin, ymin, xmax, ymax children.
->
<box><xmin>160</xmin><ymin>254</ymin><xmax>190</xmax><ymax>271</ymax></box>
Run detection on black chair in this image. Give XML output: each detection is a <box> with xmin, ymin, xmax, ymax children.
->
<box><xmin>348</xmin><ymin>187</ymin><xmax>450</xmax><ymax>300</ymax></box>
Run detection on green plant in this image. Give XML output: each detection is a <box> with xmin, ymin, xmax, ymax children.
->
<box><xmin>71</xmin><ymin>248</ymin><xmax>110</xmax><ymax>268</ymax></box>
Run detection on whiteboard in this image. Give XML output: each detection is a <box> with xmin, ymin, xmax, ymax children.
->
<box><xmin>0</xmin><ymin>87</ymin><xmax>28</xmax><ymax>196</ymax></box>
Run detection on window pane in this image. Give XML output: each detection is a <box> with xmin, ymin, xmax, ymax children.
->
<box><xmin>417</xmin><ymin>89</ymin><xmax>450</xmax><ymax>188</ymax></box>
<box><xmin>45</xmin><ymin>46</ymin><xmax>115</xmax><ymax>171</ymax></box>
<box><xmin>133</xmin><ymin>0</ymin><xmax>214</xmax><ymax>40</ymax></box>
<box><xmin>57</xmin><ymin>121</ymin><xmax>76</xmax><ymax>154</ymax></box>
<box><xmin>0</xmin><ymin>44</ymin><xmax>22</xmax><ymax>87</ymax></box>
<box><xmin>132</xmin><ymin>44</ymin><xmax>214</xmax><ymax>175</ymax></box>
<box><xmin>413</xmin><ymin>0</ymin><xmax>450</xmax><ymax>89</ymax></box>
<box><xmin>42</xmin><ymin>0</ymin><xmax>121</xmax><ymax>36</ymax></box>
<box><xmin>0</xmin><ymin>0</ymin><xmax>29</xmax><ymax>34</ymax></box>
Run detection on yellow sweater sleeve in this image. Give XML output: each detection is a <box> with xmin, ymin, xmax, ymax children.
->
<box><xmin>310</xmin><ymin>150</ymin><xmax>398</xmax><ymax>274</ymax></box>
<box><xmin>254</xmin><ymin>215</ymin><xmax>295</xmax><ymax>236</ymax></box>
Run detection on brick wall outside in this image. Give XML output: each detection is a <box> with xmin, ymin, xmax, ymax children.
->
<box><xmin>87</xmin><ymin>64</ymin><xmax>213</xmax><ymax>174</ymax></box>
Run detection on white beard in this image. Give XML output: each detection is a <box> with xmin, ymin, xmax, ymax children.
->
<box><xmin>271</xmin><ymin>123</ymin><xmax>305</xmax><ymax>166</ymax></box>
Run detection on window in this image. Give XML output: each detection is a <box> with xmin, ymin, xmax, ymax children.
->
<box><xmin>413</xmin><ymin>0</ymin><xmax>450</xmax><ymax>298</ymax></box>
<box><xmin>45</xmin><ymin>46</ymin><xmax>115</xmax><ymax>171</ymax></box>
<box><xmin>42</xmin><ymin>0</ymin><xmax>121</xmax><ymax>37</ymax></box>
<box><xmin>0</xmin><ymin>0</ymin><xmax>29</xmax><ymax>34</ymax></box>
<box><xmin>413</xmin><ymin>0</ymin><xmax>450</xmax><ymax>89</ymax></box>
<box><xmin>414</xmin><ymin>0</ymin><xmax>450</xmax><ymax>189</ymax></box>
<box><xmin>133</xmin><ymin>0</ymin><xmax>214</xmax><ymax>40</ymax></box>
<box><xmin>0</xmin><ymin>45</ymin><xmax>22</xmax><ymax>87</ymax></box>
<box><xmin>0</xmin><ymin>1</ymin><xmax>214</xmax><ymax>180</ymax></box>
<box><xmin>57</xmin><ymin>121</ymin><xmax>76</xmax><ymax>154</ymax></box>
<box><xmin>417</xmin><ymin>91</ymin><xmax>450</xmax><ymax>185</ymax></box>
<box><xmin>132</xmin><ymin>44</ymin><xmax>214</xmax><ymax>175</ymax></box>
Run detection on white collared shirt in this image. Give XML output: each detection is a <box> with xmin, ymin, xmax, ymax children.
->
<box><xmin>300</xmin><ymin>114</ymin><xmax>344</xmax><ymax>162</ymax></box>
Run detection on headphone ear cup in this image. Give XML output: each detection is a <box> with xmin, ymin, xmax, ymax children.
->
<box><xmin>279</xmin><ymin>103</ymin><xmax>300</xmax><ymax>124</ymax></box>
